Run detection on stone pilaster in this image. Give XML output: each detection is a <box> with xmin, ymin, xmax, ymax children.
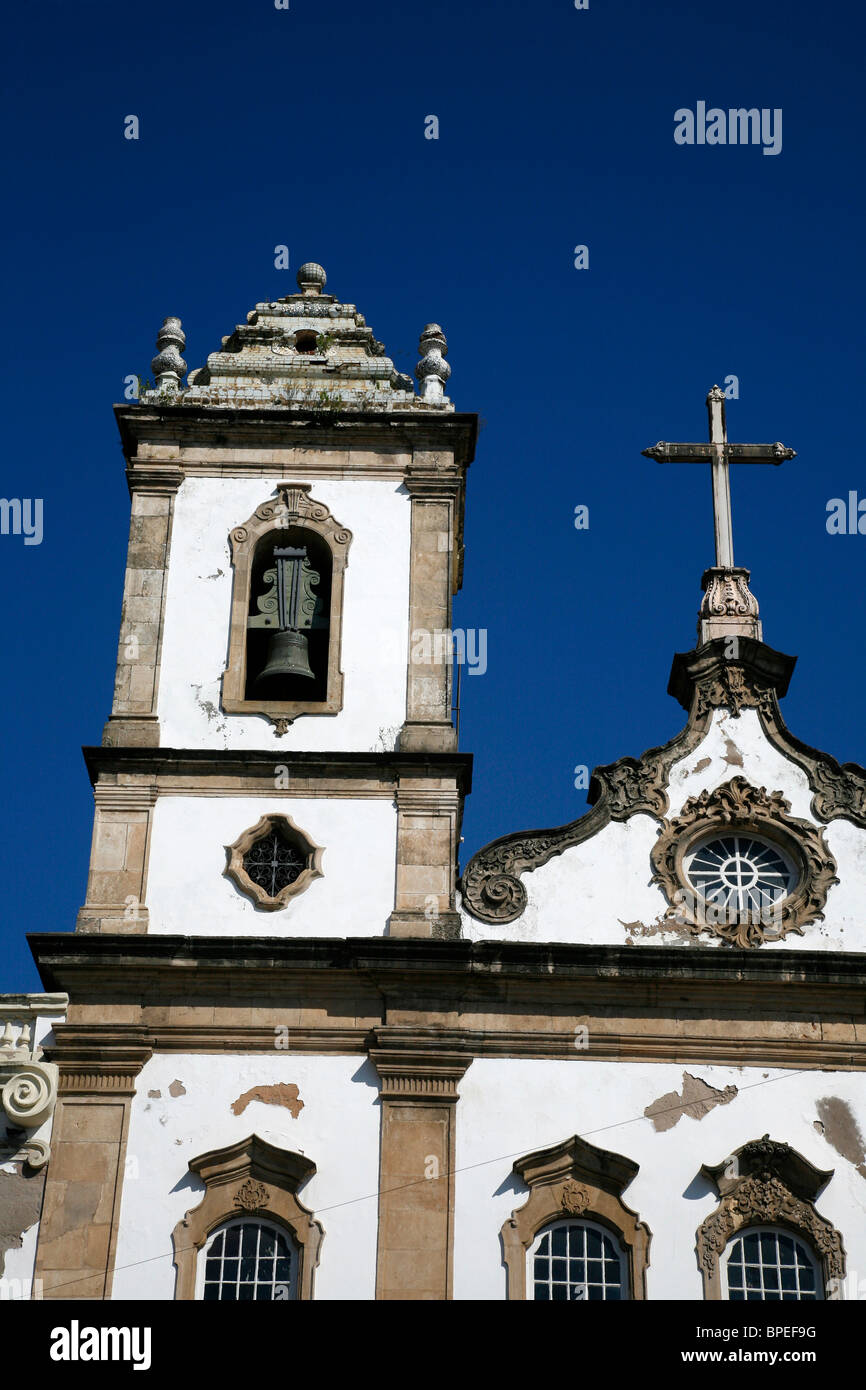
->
<box><xmin>102</xmin><ymin>466</ymin><xmax>183</xmax><ymax>749</ymax></box>
<box><xmin>369</xmin><ymin>1030</ymin><xmax>471</xmax><ymax>1300</ymax></box>
<box><xmin>400</xmin><ymin>456</ymin><xmax>462</xmax><ymax>753</ymax></box>
<box><xmin>388</xmin><ymin>781</ymin><xmax>462</xmax><ymax>939</ymax></box>
<box><xmin>34</xmin><ymin>1032</ymin><xmax>151</xmax><ymax>1300</ymax></box>
<box><xmin>76</xmin><ymin>784</ymin><xmax>158</xmax><ymax>934</ymax></box>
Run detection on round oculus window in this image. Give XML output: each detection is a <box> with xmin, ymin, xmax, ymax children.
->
<box><xmin>683</xmin><ymin>833</ymin><xmax>797</xmax><ymax>916</ymax></box>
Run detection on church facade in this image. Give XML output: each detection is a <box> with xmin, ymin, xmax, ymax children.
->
<box><xmin>2</xmin><ymin>264</ymin><xmax>866</xmax><ymax>1302</ymax></box>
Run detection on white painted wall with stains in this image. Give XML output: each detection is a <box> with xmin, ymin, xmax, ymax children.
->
<box><xmin>453</xmin><ymin>1058</ymin><xmax>866</xmax><ymax>1300</ymax></box>
<box><xmin>112</xmin><ymin>1053</ymin><xmax>381</xmax><ymax>1301</ymax></box>
<box><xmin>157</xmin><ymin>477</ymin><xmax>411</xmax><ymax>752</ymax></box>
<box><xmin>145</xmin><ymin>794</ymin><xmax>397</xmax><ymax>936</ymax></box>
<box><xmin>461</xmin><ymin>709</ymin><xmax>866</xmax><ymax>952</ymax></box>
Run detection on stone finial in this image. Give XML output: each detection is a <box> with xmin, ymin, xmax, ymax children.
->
<box><xmin>699</xmin><ymin>566</ymin><xmax>762</xmax><ymax>645</ymax></box>
<box><xmin>297</xmin><ymin>262</ymin><xmax>327</xmax><ymax>295</ymax></box>
<box><xmin>415</xmin><ymin>323</ymin><xmax>451</xmax><ymax>402</ymax></box>
<box><xmin>151</xmin><ymin>316</ymin><xmax>187</xmax><ymax>392</ymax></box>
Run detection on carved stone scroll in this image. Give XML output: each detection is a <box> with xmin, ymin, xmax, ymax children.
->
<box><xmin>696</xmin><ymin>1135</ymin><xmax>844</xmax><ymax>1299</ymax></box>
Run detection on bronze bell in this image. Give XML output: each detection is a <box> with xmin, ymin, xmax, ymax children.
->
<box><xmin>254</xmin><ymin>628</ymin><xmax>315</xmax><ymax>690</ymax></box>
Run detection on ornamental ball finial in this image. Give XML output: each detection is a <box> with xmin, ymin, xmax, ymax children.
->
<box><xmin>415</xmin><ymin>324</ymin><xmax>450</xmax><ymax>402</ymax></box>
<box><xmin>296</xmin><ymin>262</ymin><xmax>327</xmax><ymax>294</ymax></box>
<box><xmin>151</xmin><ymin>316</ymin><xmax>187</xmax><ymax>391</ymax></box>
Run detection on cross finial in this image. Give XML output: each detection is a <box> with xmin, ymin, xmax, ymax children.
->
<box><xmin>642</xmin><ymin>390</ymin><xmax>796</xmax><ymax>646</ymax></box>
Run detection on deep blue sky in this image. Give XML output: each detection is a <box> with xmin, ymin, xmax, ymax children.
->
<box><xmin>2</xmin><ymin>0</ymin><xmax>864</xmax><ymax>990</ymax></box>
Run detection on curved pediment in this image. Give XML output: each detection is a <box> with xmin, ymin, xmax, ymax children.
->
<box><xmin>461</xmin><ymin>638</ymin><xmax>866</xmax><ymax>938</ymax></box>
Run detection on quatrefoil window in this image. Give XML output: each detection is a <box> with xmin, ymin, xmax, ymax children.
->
<box><xmin>225</xmin><ymin>814</ymin><xmax>323</xmax><ymax>911</ymax></box>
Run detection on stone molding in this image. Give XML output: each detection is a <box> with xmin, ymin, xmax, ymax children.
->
<box><xmin>221</xmin><ymin>483</ymin><xmax>351</xmax><ymax>727</ymax></box>
<box><xmin>172</xmin><ymin>1134</ymin><xmax>323</xmax><ymax>1300</ymax></box>
<box><xmin>0</xmin><ymin>994</ymin><xmax>67</xmax><ymax>1170</ymax></box>
<box><xmin>501</xmin><ymin>1135</ymin><xmax>651</xmax><ymax>1300</ymax></box>
<box><xmin>224</xmin><ymin>812</ymin><xmax>324</xmax><ymax>911</ymax></box>
<box><xmin>369</xmin><ymin>1030</ymin><xmax>472</xmax><ymax>1101</ymax></box>
<box><xmin>650</xmin><ymin>777</ymin><xmax>839</xmax><ymax>949</ymax></box>
<box><xmin>696</xmin><ymin>1135</ymin><xmax>844</xmax><ymax>1299</ymax></box>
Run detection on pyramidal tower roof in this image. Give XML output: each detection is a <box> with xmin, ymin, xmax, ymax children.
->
<box><xmin>145</xmin><ymin>262</ymin><xmax>453</xmax><ymax>413</ymax></box>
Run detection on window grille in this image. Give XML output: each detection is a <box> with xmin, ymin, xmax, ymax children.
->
<box><xmin>725</xmin><ymin>1227</ymin><xmax>820</xmax><ymax>1300</ymax></box>
<box><xmin>242</xmin><ymin>830</ymin><xmax>306</xmax><ymax>898</ymax></box>
<box><xmin>200</xmin><ymin>1220</ymin><xmax>296</xmax><ymax>1301</ymax></box>
<box><xmin>529</xmin><ymin>1220</ymin><xmax>627</xmax><ymax>1301</ymax></box>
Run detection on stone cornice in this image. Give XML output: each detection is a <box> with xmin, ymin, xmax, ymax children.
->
<box><xmin>81</xmin><ymin>746</ymin><xmax>473</xmax><ymax>794</ymax></box>
<box><xmin>30</xmin><ymin>933</ymin><xmax>866</xmax><ymax>992</ymax></box>
<box><xmin>114</xmin><ymin>404</ymin><xmax>478</xmax><ymax>468</ymax></box>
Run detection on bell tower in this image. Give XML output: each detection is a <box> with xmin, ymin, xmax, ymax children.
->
<box><xmin>79</xmin><ymin>262</ymin><xmax>477</xmax><ymax>941</ymax></box>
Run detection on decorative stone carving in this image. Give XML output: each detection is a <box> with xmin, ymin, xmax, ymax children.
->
<box><xmin>696</xmin><ymin>1135</ymin><xmax>844</xmax><ymax>1299</ymax></box>
<box><xmin>150</xmin><ymin>316</ymin><xmax>187</xmax><ymax>392</ymax></box>
<box><xmin>500</xmin><ymin>1135</ymin><xmax>651</xmax><ymax>1300</ymax></box>
<box><xmin>810</xmin><ymin>758</ymin><xmax>866</xmax><ymax>826</ymax></box>
<box><xmin>650</xmin><ymin>777</ymin><xmax>838</xmax><ymax>948</ymax></box>
<box><xmin>460</xmin><ymin>739</ymin><xmax>700</xmax><ymax>925</ymax></box>
<box><xmin>699</xmin><ymin>566</ymin><xmax>762</xmax><ymax>644</ymax></box>
<box><xmin>222</xmin><ymin>483</ymin><xmax>352</xmax><ymax>724</ymax></box>
<box><xmin>0</xmin><ymin>995</ymin><xmax>67</xmax><ymax>1170</ymax></box>
<box><xmin>694</xmin><ymin>664</ymin><xmax>776</xmax><ymax>719</ymax></box>
<box><xmin>172</xmin><ymin>1134</ymin><xmax>323</xmax><ymax>1300</ymax></box>
<box><xmin>560</xmin><ymin>1179</ymin><xmax>590</xmax><ymax>1215</ymax></box>
<box><xmin>225</xmin><ymin>813</ymin><xmax>324</xmax><ymax>912</ymax></box>
<box><xmin>415</xmin><ymin>323</ymin><xmax>451</xmax><ymax>403</ymax></box>
<box><xmin>235</xmin><ymin>1178</ymin><xmax>270</xmax><ymax>1212</ymax></box>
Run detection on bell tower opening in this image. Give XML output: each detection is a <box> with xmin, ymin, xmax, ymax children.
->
<box><xmin>244</xmin><ymin>527</ymin><xmax>333</xmax><ymax>703</ymax></box>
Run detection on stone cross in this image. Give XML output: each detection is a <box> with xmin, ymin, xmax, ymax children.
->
<box><xmin>642</xmin><ymin>387</ymin><xmax>795</xmax><ymax>568</ymax></box>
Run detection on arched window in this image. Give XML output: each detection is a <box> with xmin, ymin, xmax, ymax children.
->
<box><xmin>723</xmin><ymin>1226</ymin><xmax>821</xmax><ymax>1301</ymax></box>
<box><xmin>197</xmin><ymin>1218</ymin><xmax>297</xmax><ymax>1301</ymax></box>
<box><xmin>172</xmin><ymin>1135</ymin><xmax>323</xmax><ymax>1301</ymax></box>
<box><xmin>222</xmin><ymin>485</ymin><xmax>352</xmax><ymax>728</ymax></box>
<box><xmin>500</xmin><ymin>1136</ymin><xmax>651</xmax><ymax>1299</ymax></box>
<box><xmin>245</xmin><ymin>526</ymin><xmax>332</xmax><ymax>702</ymax></box>
<box><xmin>528</xmin><ymin>1219</ymin><xmax>628</xmax><ymax>1301</ymax></box>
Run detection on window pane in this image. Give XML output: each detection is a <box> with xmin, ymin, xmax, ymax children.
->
<box><xmin>529</xmin><ymin>1221</ymin><xmax>626</xmax><ymax>1301</ymax></box>
<box><xmin>725</xmin><ymin>1228</ymin><xmax>822</xmax><ymax>1302</ymax></box>
<box><xmin>199</xmin><ymin>1222</ymin><xmax>296</xmax><ymax>1301</ymax></box>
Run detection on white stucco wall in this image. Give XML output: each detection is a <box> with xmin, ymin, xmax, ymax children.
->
<box><xmin>146</xmin><ymin>795</ymin><xmax>397</xmax><ymax>936</ymax></box>
<box><xmin>462</xmin><ymin>708</ymin><xmax>866</xmax><ymax>952</ymax></box>
<box><xmin>157</xmin><ymin>477</ymin><xmax>410</xmax><ymax>751</ymax></box>
<box><xmin>454</xmin><ymin>1058</ymin><xmax>866</xmax><ymax>1300</ymax></box>
<box><xmin>112</xmin><ymin>1052</ymin><xmax>380</xmax><ymax>1301</ymax></box>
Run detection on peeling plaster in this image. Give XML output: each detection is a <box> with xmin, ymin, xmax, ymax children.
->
<box><xmin>644</xmin><ymin>1072</ymin><xmax>738</xmax><ymax>1132</ymax></box>
<box><xmin>620</xmin><ymin>917</ymin><xmax>695</xmax><ymax>946</ymax></box>
<box><xmin>815</xmin><ymin>1097</ymin><xmax>866</xmax><ymax>1180</ymax></box>
<box><xmin>147</xmin><ymin>1090</ymin><xmax>161</xmax><ymax>1099</ymax></box>
<box><xmin>168</xmin><ymin>1080</ymin><xmax>186</xmax><ymax>1098</ymax></box>
<box><xmin>722</xmin><ymin>736</ymin><xmax>744</xmax><ymax>768</ymax></box>
<box><xmin>231</xmin><ymin>1083</ymin><xmax>304</xmax><ymax>1118</ymax></box>
<box><xmin>690</xmin><ymin>757</ymin><xmax>712</xmax><ymax>775</ymax></box>
<box><xmin>0</xmin><ymin>1166</ymin><xmax>46</xmax><ymax>1275</ymax></box>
